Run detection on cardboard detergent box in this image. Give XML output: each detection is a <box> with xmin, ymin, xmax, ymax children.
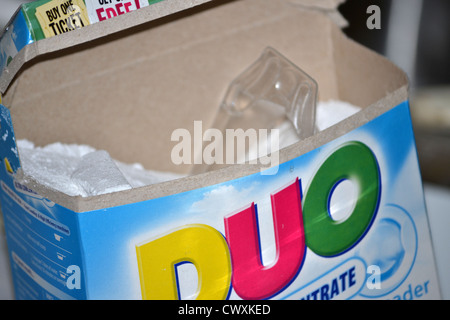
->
<box><xmin>0</xmin><ymin>0</ymin><xmax>442</xmax><ymax>300</ymax></box>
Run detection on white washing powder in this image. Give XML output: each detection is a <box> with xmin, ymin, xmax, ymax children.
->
<box><xmin>71</xmin><ymin>150</ymin><xmax>133</xmax><ymax>197</ymax></box>
<box><xmin>17</xmin><ymin>140</ymin><xmax>186</xmax><ymax>197</ymax></box>
<box><xmin>316</xmin><ymin>100</ymin><xmax>361</xmax><ymax>132</ymax></box>
<box><xmin>16</xmin><ymin>100</ymin><xmax>360</xmax><ymax>197</ymax></box>
<box><xmin>241</xmin><ymin>100</ymin><xmax>361</xmax><ymax>163</ymax></box>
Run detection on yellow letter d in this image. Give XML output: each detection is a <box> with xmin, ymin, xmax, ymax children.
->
<box><xmin>136</xmin><ymin>224</ymin><xmax>231</xmax><ymax>300</ymax></box>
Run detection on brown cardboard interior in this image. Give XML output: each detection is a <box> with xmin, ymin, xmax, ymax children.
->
<box><xmin>1</xmin><ymin>0</ymin><xmax>408</xmax><ymax>212</ymax></box>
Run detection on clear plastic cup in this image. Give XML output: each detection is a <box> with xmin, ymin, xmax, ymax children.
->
<box><xmin>191</xmin><ymin>47</ymin><xmax>318</xmax><ymax>174</ymax></box>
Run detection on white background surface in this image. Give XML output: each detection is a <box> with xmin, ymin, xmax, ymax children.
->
<box><xmin>1</xmin><ymin>182</ymin><xmax>449</xmax><ymax>300</ymax></box>
<box><xmin>422</xmin><ymin>184</ymin><xmax>450</xmax><ymax>299</ymax></box>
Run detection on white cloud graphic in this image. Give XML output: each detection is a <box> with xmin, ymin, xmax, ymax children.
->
<box><xmin>190</xmin><ymin>183</ymin><xmax>258</xmax><ymax>217</ymax></box>
<box><xmin>189</xmin><ymin>178</ymin><xmax>296</xmax><ymax>265</ymax></box>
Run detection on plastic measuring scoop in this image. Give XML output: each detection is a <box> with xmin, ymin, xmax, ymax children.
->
<box><xmin>191</xmin><ymin>47</ymin><xmax>318</xmax><ymax>174</ymax></box>
<box><xmin>218</xmin><ymin>47</ymin><xmax>318</xmax><ymax>139</ymax></box>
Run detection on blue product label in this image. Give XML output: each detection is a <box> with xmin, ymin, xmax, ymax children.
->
<box><xmin>0</xmin><ymin>104</ymin><xmax>86</xmax><ymax>300</ymax></box>
<box><xmin>0</xmin><ymin>10</ymin><xmax>33</xmax><ymax>76</ymax></box>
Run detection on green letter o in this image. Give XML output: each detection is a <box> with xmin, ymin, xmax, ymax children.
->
<box><xmin>303</xmin><ymin>141</ymin><xmax>380</xmax><ymax>256</ymax></box>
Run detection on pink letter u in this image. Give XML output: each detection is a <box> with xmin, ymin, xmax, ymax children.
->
<box><xmin>224</xmin><ymin>178</ymin><xmax>306</xmax><ymax>300</ymax></box>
